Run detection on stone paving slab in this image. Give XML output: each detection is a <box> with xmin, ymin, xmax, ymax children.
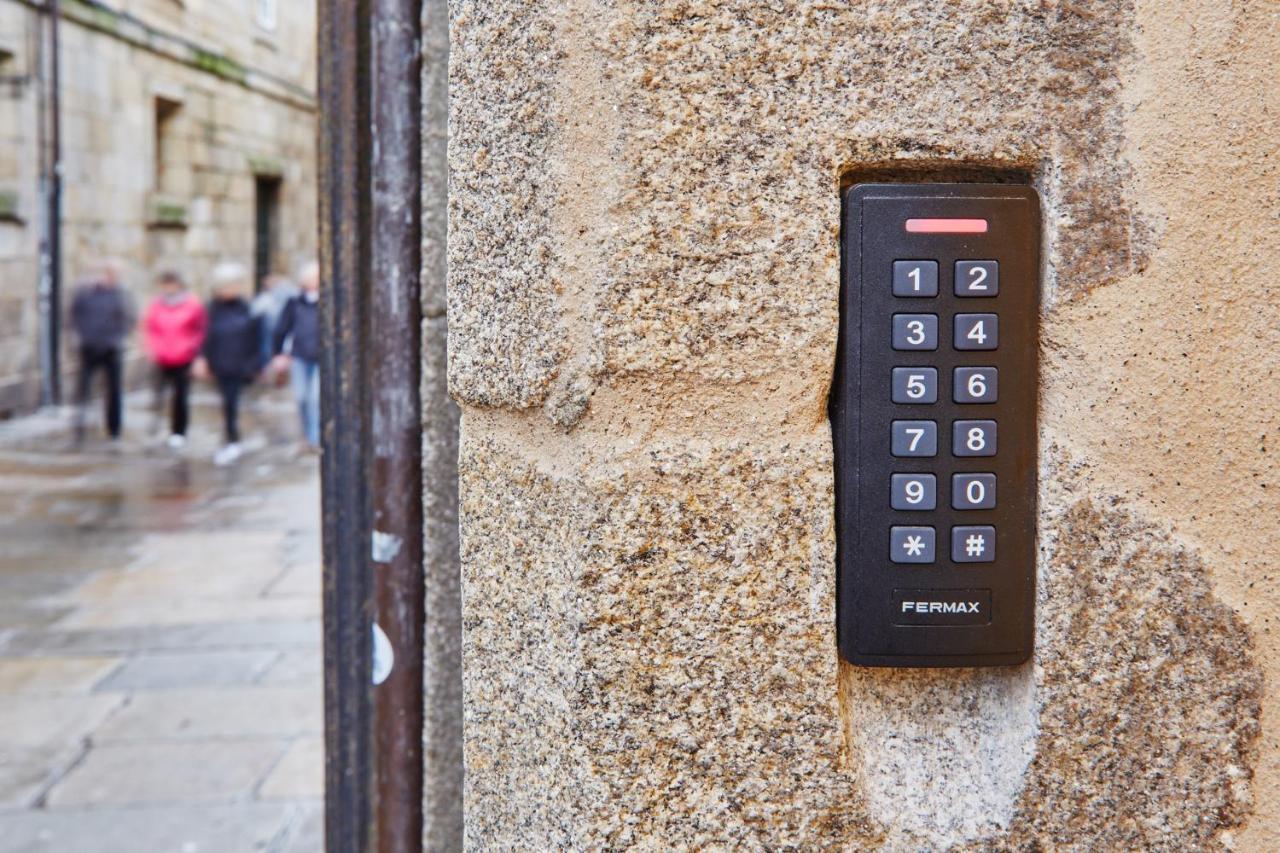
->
<box><xmin>0</xmin><ymin>695</ymin><xmax>123</xmax><ymax>750</ymax></box>
<box><xmin>255</xmin><ymin>648</ymin><xmax>322</xmax><ymax>687</ymax></box>
<box><xmin>55</xmin><ymin>595</ymin><xmax>320</xmax><ymax>631</ymax></box>
<box><xmin>0</xmin><ymin>802</ymin><xmax>315</xmax><ymax>852</ymax></box>
<box><xmin>94</xmin><ymin>686</ymin><xmax>322</xmax><ymax>742</ymax></box>
<box><xmin>45</xmin><ymin>739</ymin><xmax>289</xmax><ymax>807</ymax></box>
<box><xmin>91</xmin><ymin>650</ymin><xmax>279</xmax><ymax>692</ymax></box>
<box><xmin>0</xmin><ymin>745</ymin><xmax>84</xmax><ymax>810</ymax></box>
<box><xmin>258</xmin><ymin>737</ymin><xmax>323</xmax><ymax>801</ymax></box>
<box><xmin>0</xmin><ymin>657</ymin><xmax>120</xmax><ymax>695</ymax></box>
<box><xmin>0</xmin><ymin>618</ymin><xmax>321</xmax><ymax>657</ymax></box>
<box><xmin>262</xmin><ymin>562</ymin><xmax>322</xmax><ymax>599</ymax></box>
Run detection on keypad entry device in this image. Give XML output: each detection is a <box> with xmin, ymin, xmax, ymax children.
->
<box><xmin>833</xmin><ymin>183</ymin><xmax>1040</xmax><ymax>667</ymax></box>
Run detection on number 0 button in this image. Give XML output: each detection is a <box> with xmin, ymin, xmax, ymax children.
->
<box><xmin>952</xmin><ymin>473</ymin><xmax>996</xmax><ymax>510</ymax></box>
<box><xmin>954</xmin><ymin>314</ymin><xmax>998</xmax><ymax>350</ymax></box>
<box><xmin>953</xmin><ymin>367</ymin><xmax>997</xmax><ymax>404</ymax></box>
<box><xmin>955</xmin><ymin>261</ymin><xmax>998</xmax><ymax>296</ymax></box>
<box><xmin>893</xmin><ymin>368</ymin><xmax>938</xmax><ymax>404</ymax></box>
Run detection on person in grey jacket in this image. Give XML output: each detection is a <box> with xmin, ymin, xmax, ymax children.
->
<box><xmin>69</xmin><ymin>259</ymin><xmax>134</xmax><ymax>442</ymax></box>
<box><xmin>271</xmin><ymin>261</ymin><xmax>321</xmax><ymax>449</ymax></box>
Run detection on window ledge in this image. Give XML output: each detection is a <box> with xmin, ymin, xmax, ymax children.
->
<box><xmin>146</xmin><ymin>193</ymin><xmax>188</xmax><ymax>229</ymax></box>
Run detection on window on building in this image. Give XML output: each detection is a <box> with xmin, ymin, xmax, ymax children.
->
<box><xmin>154</xmin><ymin>97</ymin><xmax>182</xmax><ymax>194</ymax></box>
<box><xmin>254</xmin><ymin>0</ymin><xmax>277</xmax><ymax>32</ymax></box>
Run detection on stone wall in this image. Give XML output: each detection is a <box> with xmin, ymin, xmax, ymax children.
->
<box><xmin>0</xmin><ymin>0</ymin><xmax>316</xmax><ymax>414</ymax></box>
<box><xmin>447</xmin><ymin>0</ymin><xmax>1278</xmax><ymax>848</ymax></box>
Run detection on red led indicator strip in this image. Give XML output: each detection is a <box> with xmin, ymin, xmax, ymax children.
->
<box><xmin>905</xmin><ymin>218</ymin><xmax>989</xmax><ymax>234</ymax></box>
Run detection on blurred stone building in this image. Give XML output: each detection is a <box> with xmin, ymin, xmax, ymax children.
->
<box><xmin>0</xmin><ymin>0</ymin><xmax>316</xmax><ymax>415</ymax></box>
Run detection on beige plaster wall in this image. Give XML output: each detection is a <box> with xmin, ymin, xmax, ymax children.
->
<box><xmin>447</xmin><ymin>0</ymin><xmax>1277</xmax><ymax>847</ymax></box>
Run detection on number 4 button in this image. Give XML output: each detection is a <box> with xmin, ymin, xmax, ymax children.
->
<box><xmin>954</xmin><ymin>314</ymin><xmax>998</xmax><ymax>351</ymax></box>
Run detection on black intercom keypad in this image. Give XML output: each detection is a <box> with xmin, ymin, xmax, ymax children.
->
<box><xmin>833</xmin><ymin>184</ymin><xmax>1040</xmax><ymax>667</ymax></box>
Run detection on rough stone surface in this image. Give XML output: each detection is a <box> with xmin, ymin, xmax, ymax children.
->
<box><xmin>447</xmin><ymin>0</ymin><xmax>1278</xmax><ymax>847</ymax></box>
<box><xmin>459</xmin><ymin>432</ymin><xmax>875</xmax><ymax>848</ymax></box>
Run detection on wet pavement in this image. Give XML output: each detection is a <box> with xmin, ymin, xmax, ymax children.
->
<box><xmin>0</xmin><ymin>388</ymin><xmax>323</xmax><ymax>852</ymax></box>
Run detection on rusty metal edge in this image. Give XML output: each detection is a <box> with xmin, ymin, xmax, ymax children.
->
<box><xmin>369</xmin><ymin>0</ymin><xmax>426</xmax><ymax>848</ymax></box>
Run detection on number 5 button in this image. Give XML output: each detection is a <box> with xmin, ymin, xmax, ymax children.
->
<box><xmin>893</xmin><ymin>368</ymin><xmax>938</xmax><ymax>404</ymax></box>
<box><xmin>953</xmin><ymin>367</ymin><xmax>997</xmax><ymax>403</ymax></box>
<box><xmin>954</xmin><ymin>314</ymin><xmax>997</xmax><ymax>351</ymax></box>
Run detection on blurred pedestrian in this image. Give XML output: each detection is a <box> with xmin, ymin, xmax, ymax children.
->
<box><xmin>251</xmin><ymin>272</ymin><xmax>298</xmax><ymax>365</ymax></box>
<box><xmin>195</xmin><ymin>263</ymin><xmax>263</xmax><ymax>466</ymax></box>
<box><xmin>69</xmin><ymin>259</ymin><xmax>133</xmax><ymax>444</ymax></box>
<box><xmin>272</xmin><ymin>261</ymin><xmax>321</xmax><ymax>450</ymax></box>
<box><xmin>142</xmin><ymin>271</ymin><xmax>207</xmax><ymax>450</ymax></box>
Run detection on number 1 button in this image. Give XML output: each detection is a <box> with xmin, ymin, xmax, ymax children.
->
<box><xmin>893</xmin><ymin>261</ymin><xmax>939</xmax><ymax>297</ymax></box>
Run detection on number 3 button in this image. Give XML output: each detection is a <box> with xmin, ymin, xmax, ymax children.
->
<box><xmin>893</xmin><ymin>314</ymin><xmax>938</xmax><ymax>351</ymax></box>
<box><xmin>954</xmin><ymin>314</ymin><xmax>997</xmax><ymax>351</ymax></box>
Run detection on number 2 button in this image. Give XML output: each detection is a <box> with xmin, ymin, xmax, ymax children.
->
<box><xmin>955</xmin><ymin>261</ymin><xmax>998</xmax><ymax>297</ymax></box>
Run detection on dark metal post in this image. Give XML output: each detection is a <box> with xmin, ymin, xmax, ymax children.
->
<box><xmin>369</xmin><ymin>0</ymin><xmax>425</xmax><ymax>849</ymax></box>
<box><xmin>320</xmin><ymin>0</ymin><xmax>427</xmax><ymax>849</ymax></box>
<box><xmin>36</xmin><ymin>0</ymin><xmax>63</xmax><ymax>406</ymax></box>
<box><xmin>48</xmin><ymin>0</ymin><xmax>61</xmax><ymax>404</ymax></box>
<box><xmin>318</xmin><ymin>0</ymin><xmax>375</xmax><ymax>849</ymax></box>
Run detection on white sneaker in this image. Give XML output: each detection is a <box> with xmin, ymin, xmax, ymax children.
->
<box><xmin>213</xmin><ymin>443</ymin><xmax>242</xmax><ymax>466</ymax></box>
<box><xmin>166</xmin><ymin>434</ymin><xmax>186</xmax><ymax>450</ymax></box>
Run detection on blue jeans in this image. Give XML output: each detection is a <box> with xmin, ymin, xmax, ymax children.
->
<box><xmin>290</xmin><ymin>358</ymin><xmax>320</xmax><ymax>447</ymax></box>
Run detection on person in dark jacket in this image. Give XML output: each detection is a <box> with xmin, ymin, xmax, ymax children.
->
<box><xmin>271</xmin><ymin>261</ymin><xmax>321</xmax><ymax>449</ymax></box>
<box><xmin>195</xmin><ymin>263</ymin><xmax>263</xmax><ymax>466</ymax></box>
<box><xmin>69</xmin><ymin>259</ymin><xmax>134</xmax><ymax>443</ymax></box>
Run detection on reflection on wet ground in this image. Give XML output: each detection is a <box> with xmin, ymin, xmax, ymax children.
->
<box><xmin>0</xmin><ymin>389</ymin><xmax>323</xmax><ymax>851</ymax></box>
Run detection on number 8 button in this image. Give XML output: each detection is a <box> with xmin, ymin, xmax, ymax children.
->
<box><xmin>953</xmin><ymin>420</ymin><xmax>996</xmax><ymax>457</ymax></box>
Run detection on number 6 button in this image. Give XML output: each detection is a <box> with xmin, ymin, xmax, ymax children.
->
<box><xmin>953</xmin><ymin>367</ymin><xmax>997</xmax><ymax>403</ymax></box>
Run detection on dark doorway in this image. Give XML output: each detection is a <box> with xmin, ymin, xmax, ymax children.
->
<box><xmin>254</xmin><ymin>175</ymin><xmax>282</xmax><ymax>292</ymax></box>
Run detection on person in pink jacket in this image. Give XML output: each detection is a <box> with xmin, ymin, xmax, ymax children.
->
<box><xmin>142</xmin><ymin>271</ymin><xmax>207</xmax><ymax>449</ymax></box>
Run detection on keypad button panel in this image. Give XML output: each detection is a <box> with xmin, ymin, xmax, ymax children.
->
<box><xmin>835</xmin><ymin>183</ymin><xmax>1039</xmax><ymax>666</ymax></box>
